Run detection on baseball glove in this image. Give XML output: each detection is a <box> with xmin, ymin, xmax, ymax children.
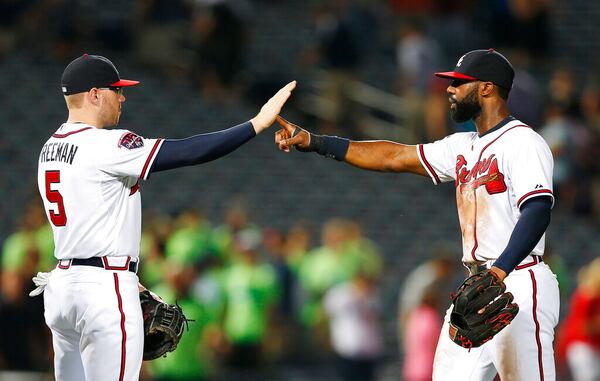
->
<box><xmin>140</xmin><ymin>290</ymin><xmax>189</xmax><ymax>360</ymax></box>
<box><xmin>449</xmin><ymin>270</ymin><xmax>519</xmax><ymax>349</ymax></box>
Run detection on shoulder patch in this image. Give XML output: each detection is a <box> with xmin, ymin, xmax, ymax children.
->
<box><xmin>118</xmin><ymin>132</ymin><xmax>144</xmax><ymax>150</ymax></box>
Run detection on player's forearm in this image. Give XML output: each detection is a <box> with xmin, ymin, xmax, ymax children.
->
<box><xmin>345</xmin><ymin>140</ymin><xmax>426</xmax><ymax>174</ymax></box>
<box><xmin>150</xmin><ymin>121</ymin><xmax>256</xmax><ymax>173</ymax></box>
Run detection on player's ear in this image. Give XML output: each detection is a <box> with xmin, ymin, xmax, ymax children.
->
<box><xmin>479</xmin><ymin>82</ymin><xmax>495</xmax><ymax>97</ymax></box>
<box><xmin>88</xmin><ymin>88</ymin><xmax>101</xmax><ymax>106</ymax></box>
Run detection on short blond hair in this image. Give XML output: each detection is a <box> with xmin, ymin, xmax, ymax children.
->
<box><xmin>64</xmin><ymin>93</ymin><xmax>85</xmax><ymax>109</ymax></box>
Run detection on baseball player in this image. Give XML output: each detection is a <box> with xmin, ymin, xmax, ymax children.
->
<box><xmin>33</xmin><ymin>54</ymin><xmax>295</xmax><ymax>381</ymax></box>
<box><xmin>275</xmin><ymin>49</ymin><xmax>559</xmax><ymax>381</ymax></box>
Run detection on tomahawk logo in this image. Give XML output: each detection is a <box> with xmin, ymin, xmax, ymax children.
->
<box><xmin>456</xmin><ymin>54</ymin><xmax>466</xmax><ymax>67</ymax></box>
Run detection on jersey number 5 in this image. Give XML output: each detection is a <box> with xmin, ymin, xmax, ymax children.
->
<box><xmin>45</xmin><ymin>170</ymin><xmax>67</xmax><ymax>226</ymax></box>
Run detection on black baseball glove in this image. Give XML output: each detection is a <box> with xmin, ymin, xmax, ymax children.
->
<box><xmin>140</xmin><ymin>290</ymin><xmax>189</xmax><ymax>360</ymax></box>
<box><xmin>449</xmin><ymin>270</ymin><xmax>519</xmax><ymax>349</ymax></box>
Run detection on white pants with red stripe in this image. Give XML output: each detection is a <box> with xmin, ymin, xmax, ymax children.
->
<box><xmin>43</xmin><ymin>265</ymin><xmax>143</xmax><ymax>381</ymax></box>
<box><xmin>432</xmin><ymin>262</ymin><xmax>560</xmax><ymax>381</ymax></box>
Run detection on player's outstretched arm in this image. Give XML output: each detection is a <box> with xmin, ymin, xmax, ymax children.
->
<box><xmin>151</xmin><ymin>81</ymin><xmax>296</xmax><ymax>174</ymax></box>
<box><xmin>275</xmin><ymin>116</ymin><xmax>428</xmax><ymax>176</ymax></box>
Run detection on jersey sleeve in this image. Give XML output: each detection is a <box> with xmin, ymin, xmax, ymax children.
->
<box><xmin>96</xmin><ymin>129</ymin><xmax>164</xmax><ymax>180</ymax></box>
<box><xmin>417</xmin><ymin>133</ymin><xmax>471</xmax><ymax>184</ymax></box>
<box><xmin>507</xmin><ymin>129</ymin><xmax>555</xmax><ymax>209</ymax></box>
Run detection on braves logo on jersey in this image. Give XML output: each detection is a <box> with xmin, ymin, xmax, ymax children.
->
<box><xmin>455</xmin><ymin>154</ymin><xmax>507</xmax><ymax>195</ymax></box>
<box><xmin>119</xmin><ymin>132</ymin><xmax>144</xmax><ymax>150</ymax></box>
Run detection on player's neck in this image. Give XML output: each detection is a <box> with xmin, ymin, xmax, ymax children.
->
<box><xmin>474</xmin><ymin>103</ymin><xmax>510</xmax><ymax>135</ymax></box>
<box><xmin>66</xmin><ymin>110</ymin><xmax>104</xmax><ymax>129</ymax></box>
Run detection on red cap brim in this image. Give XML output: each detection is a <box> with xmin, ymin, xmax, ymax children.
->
<box><xmin>111</xmin><ymin>79</ymin><xmax>140</xmax><ymax>87</ymax></box>
<box><xmin>434</xmin><ymin>72</ymin><xmax>477</xmax><ymax>81</ymax></box>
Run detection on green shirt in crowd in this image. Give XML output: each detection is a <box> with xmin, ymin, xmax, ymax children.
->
<box><xmin>222</xmin><ymin>260</ymin><xmax>279</xmax><ymax>344</ymax></box>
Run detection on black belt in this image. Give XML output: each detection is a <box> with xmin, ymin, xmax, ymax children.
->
<box><xmin>464</xmin><ymin>255</ymin><xmax>543</xmax><ymax>276</ymax></box>
<box><xmin>58</xmin><ymin>257</ymin><xmax>138</xmax><ymax>273</ymax></box>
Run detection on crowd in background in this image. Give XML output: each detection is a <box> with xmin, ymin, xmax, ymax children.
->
<box><xmin>2</xmin><ymin>200</ymin><xmax>599</xmax><ymax>381</ymax></box>
<box><xmin>1</xmin><ymin>0</ymin><xmax>600</xmax><ymax>380</ymax></box>
<box><xmin>1</xmin><ymin>199</ymin><xmax>388</xmax><ymax>380</ymax></box>
<box><xmin>2</xmin><ymin>0</ymin><xmax>600</xmax><ymax>218</ymax></box>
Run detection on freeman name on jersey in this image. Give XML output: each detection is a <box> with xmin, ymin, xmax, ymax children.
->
<box><xmin>39</xmin><ymin>142</ymin><xmax>79</xmax><ymax>165</ymax></box>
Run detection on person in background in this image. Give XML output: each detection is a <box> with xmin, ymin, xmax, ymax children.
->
<box><xmin>402</xmin><ymin>285</ymin><xmax>443</xmax><ymax>381</ymax></box>
<box><xmin>323</xmin><ymin>270</ymin><xmax>383</xmax><ymax>381</ymax></box>
<box><xmin>221</xmin><ymin>229</ymin><xmax>279</xmax><ymax>373</ymax></box>
<box><xmin>556</xmin><ymin>258</ymin><xmax>600</xmax><ymax>381</ymax></box>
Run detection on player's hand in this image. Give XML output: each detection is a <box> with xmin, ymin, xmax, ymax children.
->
<box><xmin>250</xmin><ymin>81</ymin><xmax>296</xmax><ymax>134</ymax></box>
<box><xmin>275</xmin><ymin>115</ymin><xmax>311</xmax><ymax>152</ymax></box>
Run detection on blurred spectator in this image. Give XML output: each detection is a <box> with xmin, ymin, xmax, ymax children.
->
<box><xmin>580</xmin><ymin>79</ymin><xmax>600</xmax><ymax>133</ymax></box>
<box><xmin>539</xmin><ymin>99</ymin><xmax>577</xmax><ymax>199</ymax></box>
<box><xmin>395</xmin><ymin>18</ymin><xmax>442</xmax><ymax>140</ymax></box>
<box><xmin>189</xmin><ymin>0</ymin><xmax>250</xmax><ymax>102</ymax></box>
<box><xmin>147</xmin><ymin>263</ymin><xmax>218</xmax><ymax>381</ymax></box>
<box><xmin>164</xmin><ymin>210</ymin><xmax>218</xmax><ymax>266</ymax></box>
<box><xmin>548</xmin><ymin>67</ymin><xmax>581</xmax><ymax>118</ymax></box>
<box><xmin>263</xmin><ymin>228</ymin><xmax>296</xmax><ymax>319</ymax></box>
<box><xmin>427</xmin><ymin>0</ymin><xmax>474</xmax><ymax>58</ymax></box>
<box><xmin>506</xmin><ymin>49</ymin><xmax>544</xmax><ymax>127</ymax></box>
<box><xmin>302</xmin><ymin>1</ymin><xmax>376</xmax><ymax>136</ymax></box>
<box><xmin>212</xmin><ymin>201</ymin><xmax>259</xmax><ymax>259</ymax></box>
<box><xmin>323</xmin><ymin>270</ymin><xmax>383</xmax><ymax>381</ymax></box>
<box><xmin>0</xmin><ymin>269</ymin><xmax>50</xmax><ymax>371</ymax></box>
<box><xmin>262</xmin><ymin>227</ymin><xmax>299</xmax><ymax>361</ymax></box>
<box><xmin>579</xmin><ymin>80</ymin><xmax>600</xmax><ymax>217</ymax></box>
<box><xmin>2</xmin><ymin>201</ymin><xmax>54</xmax><ymax>275</ymax></box>
<box><xmin>133</xmin><ymin>0</ymin><xmax>191</xmax><ymax>79</ymax></box>
<box><xmin>297</xmin><ymin>218</ymin><xmax>380</xmax><ymax>329</ymax></box>
<box><xmin>490</xmin><ymin>0</ymin><xmax>552</xmax><ymax>59</ymax></box>
<box><xmin>545</xmin><ymin>80</ymin><xmax>599</xmax><ymax>217</ymax></box>
<box><xmin>221</xmin><ymin>229</ymin><xmax>279</xmax><ymax>371</ymax></box>
<box><xmin>423</xmin><ymin>77</ymin><xmax>452</xmax><ymax>141</ymax></box>
<box><xmin>139</xmin><ymin>212</ymin><xmax>173</xmax><ymax>288</ymax></box>
<box><xmin>556</xmin><ymin>258</ymin><xmax>600</xmax><ymax>381</ymax></box>
<box><xmin>402</xmin><ymin>285</ymin><xmax>442</xmax><ymax>381</ymax></box>
<box><xmin>397</xmin><ymin>249</ymin><xmax>456</xmax><ymax>332</ymax></box>
<box><xmin>395</xmin><ymin>18</ymin><xmax>441</xmax><ymax>96</ymax></box>
<box><xmin>284</xmin><ymin>221</ymin><xmax>313</xmax><ymax>273</ymax></box>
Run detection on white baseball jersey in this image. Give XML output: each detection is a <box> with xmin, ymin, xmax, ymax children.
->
<box><xmin>417</xmin><ymin>117</ymin><xmax>560</xmax><ymax>381</ymax></box>
<box><xmin>416</xmin><ymin>117</ymin><xmax>554</xmax><ymax>264</ymax></box>
<box><xmin>37</xmin><ymin>122</ymin><xmax>164</xmax><ymax>260</ymax></box>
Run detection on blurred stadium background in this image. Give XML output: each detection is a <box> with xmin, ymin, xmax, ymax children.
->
<box><xmin>1</xmin><ymin>0</ymin><xmax>599</xmax><ymax>380</ymax></box>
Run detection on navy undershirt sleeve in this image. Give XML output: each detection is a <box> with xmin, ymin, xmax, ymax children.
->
<box><xmin>150</xmin><ymin>121</ymin><xmax>256</xmax><ymax>173</ymax></box>
<box><xmin>493</xmin><ymin>196</ymin><xmax>552</xmax><ymax>274</ymax></box>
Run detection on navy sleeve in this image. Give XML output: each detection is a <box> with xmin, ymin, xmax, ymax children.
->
<box><xmin>150</xmin><ymin>121</ymin><xmax>256</xmax><ymax>173</ymax></box>
<box><xmin>493</xmin><ymin>196</ymin><xmax>552</xmax><ymax>274</ymax></box>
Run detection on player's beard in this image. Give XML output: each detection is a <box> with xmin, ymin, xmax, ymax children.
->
<box><xmin>451</xmin><ymin>88</ymin><xmax>482</xmax><ymax>123</ymax></box>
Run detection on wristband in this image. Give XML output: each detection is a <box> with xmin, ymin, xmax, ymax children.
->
<box><xmin>292</xmin><ymin>127</ymin><xmax>349</xmax><ymax>161</ymax></box>
<box><xmin>316</xmin><ymin>135</ymin><xmax>349</xmax><ymax>161</ymax></box>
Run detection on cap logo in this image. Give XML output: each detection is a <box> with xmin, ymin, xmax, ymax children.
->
<box><xmin>456</xmin><ymin>54</ymin><xmax>466</xmax><ymax>67</ymax></box>
<box><xmin>62</xmin><ymin>86</ymin><xmax>67</xmax><ymax>93</ymax></box>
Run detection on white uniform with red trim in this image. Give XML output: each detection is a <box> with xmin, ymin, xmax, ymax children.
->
<box><xmin>37</xmin><ymin>122</ymin><xmax>163</xmax><ymax>381</ymax></box>
<box><xmin>417</xmin><ymin>117</ymin><xmax>560</xmax><ymax>381</ymax></box>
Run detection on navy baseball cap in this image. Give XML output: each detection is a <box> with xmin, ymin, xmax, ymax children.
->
<box><xmin>435</xmin><ymin>49</ymin><xmax>515</xmax><ymax>90</ymax></box>
<box><xmin>61</xmin><ymin>54</ymin><xmax>140</xmax><ymax>95</ymax></box>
